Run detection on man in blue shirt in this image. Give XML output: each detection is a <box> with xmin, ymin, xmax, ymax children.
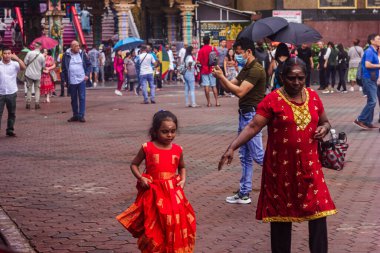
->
<box><xmin>354</xmin><ymin>34</ymin><xmax>380</xmax><ymax>130</ymax></box>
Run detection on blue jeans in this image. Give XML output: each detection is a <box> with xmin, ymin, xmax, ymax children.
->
<box><xmin>140</xmin><ymin>74</ymin><xmax>155</xmax><ymax>103</ymax></box>
<box><xmin>69</xmin><ymin>81</ymin><xmax>86</xmax><ymax>119</ymax></box>
<box><xmin>238</xmin><ymin>111</ymin><xmax>264</xmax><ymax>196</ymax></box>
<box><xmin>358</xmin><ymin>78</ymin><xmax>378</xmax><ymax>125</ymax></box>
<box><xmin>184</xmin><ymin>71</ymin><xmax>196</xmax><ymax>106</ymax></box>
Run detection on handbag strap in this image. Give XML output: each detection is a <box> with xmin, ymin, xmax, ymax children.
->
<box><xmin>26</xmin><ymin>53</ymin><xmax>40</xmax><ymax>67</ymax></box>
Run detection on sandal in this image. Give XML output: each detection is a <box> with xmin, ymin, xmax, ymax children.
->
<box><xmin>216</xmin><ymin>104</ymin><xmax>221</xmax><ymax>107</ymax></box>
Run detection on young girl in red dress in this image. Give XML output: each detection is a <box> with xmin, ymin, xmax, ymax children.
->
<box><xmin>117</xmin><ymin>111</ymin><xmax>196</xmax><ymax>253</ymax></box>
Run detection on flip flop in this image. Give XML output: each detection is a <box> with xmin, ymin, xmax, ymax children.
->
<box><xmin>216</xmin><ymin>104</ymin><xmax>221</xmax><ymax>107</ymax></box>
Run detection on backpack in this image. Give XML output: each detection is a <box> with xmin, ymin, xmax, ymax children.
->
<box><xmin>356</xmin><ymin>58</ymin><xmax>363</xmax><ymax>86</ymax></box>
<box><xmin>328</xmin><ymin>47</ymin><xmax>338</xmax><ymax>66</ymax></box>
<box><xmin>208</xmin><ymin>47</ymin><xmax>219</xmax><ymax>67</ymax></box>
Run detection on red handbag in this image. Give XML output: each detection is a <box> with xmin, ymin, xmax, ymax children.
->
<box><xmin>319</xmin><ymin>132</ymin><xmax>349</xmax><ymax>171</ymax></box>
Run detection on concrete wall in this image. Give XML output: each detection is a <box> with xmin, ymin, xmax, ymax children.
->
<box><xmin>305</xmin><ymin>20</ymin><xmax>380</xmax><ymax>47</ymax></box>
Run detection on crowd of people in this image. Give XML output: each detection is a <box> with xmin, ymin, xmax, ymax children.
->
<box><xmin>1</xmin><ymin>31</ymin><xmax>380</xmax><ymax>253</ymax></box>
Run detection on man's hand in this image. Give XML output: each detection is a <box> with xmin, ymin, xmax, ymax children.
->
<box><xmin>212</xmin><ymin>65</ymin><xmax>224</xmax><ymax>79</ymax></box>
<box><xmin>10</xmin><ymin>53</ymin><xmax>20</xmax><ymax>61</ymax></box>
<box><xmin>84</xmin><ymin>76</ymin><xmax>89</xmax><ymax>81</ymax></box>
<box><xmin>218</xmin><ymin>147</ymin><xmax>234</xmax><ymax>171</ymax></box>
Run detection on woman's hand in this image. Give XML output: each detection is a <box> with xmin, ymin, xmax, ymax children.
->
<box><xmin>218</xmin><ymin>147</ymin><xmax>234</xmax><ymax>171</ymax></box>
<box><xmin>113</xmin><ymin>70</ymin><xmax>116</xmax><ymax>75</ymax></box>
<box><xmin>314</xmin><ymin>125</ymin><xmax>329</xmax><ymax>139</ymax></box>
<box><xmin>139</xmin><ymin>176</ymin><xmax>152</xmax><ymax>189</ymax></box>
<box><xmin>177</xmin><ymin>178</ymin><xmax>186</xmax><ymax>188</ymax></box>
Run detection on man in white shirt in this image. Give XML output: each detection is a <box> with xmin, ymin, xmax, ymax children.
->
<box><xmin>138</xmin><ymin>45</ymin><xmax>157</xmax><ymax>104</ymax></box>
<box><xmin>0</xmin><ymin>46</ymin><xmax>26</xmax><ymax>137</ymax></box>
<box><xmin>99</xmin><ymin>46</ymin><xmax>106</xmax><ymax>84</ymax></box>
<box><xmin>177</xmin><ymin>43</ymin><xmax>187</xmax><ymax>83</ymax></box>
<box><xmin>165</xmin><ymin>44</ymin><xmax>175</xmax><ymax>83</ymax></box>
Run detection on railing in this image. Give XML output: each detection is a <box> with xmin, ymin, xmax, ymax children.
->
<box><xmin>128</xmin><ymin>9</ymin><xmax>140</xmax><ymax>38</ymax></box>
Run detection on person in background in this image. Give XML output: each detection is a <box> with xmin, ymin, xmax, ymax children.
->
<box><xmin>216</xmin><ymin>39</ymin><xmax>228</xmax><ymax>97</ymax></box>
<box><xmin>197</xmin><ymin>36</ymin><xmax>220</xmax><ymax>107</ymax></box>
<box><xmin>316</xmin><ymin>41</ymin><xmax>328</xmax><ymax>91</ymax></box>
<box><xmin>268</xmin><ymin>43</ymin><xmax>290</xmax><ymax>90</ymax></box>
<box><xmin>24</xmin><ymin>42</ymin><xmax>45</xmax><ymax>110</ymax></box>
<box><xmin>165</xmin><ymin>44</ymin><xmax>175</xmax><ymax>83</ymax></box>
<box><xmin>336</xmin><ymin>43</ymin><xmax>349</xmax><ymax>93</ymax></box>
<box><xmin>40</xmin><ymin>49</ymin><xmax>56</xmax><ymax>103</ymax></box>
<box><xmin>88</xmin><ymin>45</ymin><xmax>100</xmax><ymax>87</ymax></box>
<box><xmin>124</xmin><ymin>51</ymin><xmax>138</xmax><ymax>95</ymax></box>
<box><xmin>113</xmin><ymin>49</ymin><xmax>124</xmax><ymax>96</ymax></box>
<box><xmin>322</xmin><ymin>41</ymin><xmax>338</xmax><ymax>94</ymax></box>
<box><xmin>296</xmin><ymin>43</ymin><xmax>314</xmax><ymax>87</ymax></box>
<box><xmin>153</xmin><ymin>46</ymin><xmax>162</xmax><ymax>91</ymax></box>
<box><xmin>98</xmin><ymin>46</ymin><xmax>105</xmax><ymax>85</ymax></box>
<box><xmin>62</xmin><ymin>40</ymin><xmax>91</xmax><ymax>123</ymax></box>
<box><xmin>0</xmin><ymin>18</ymin><xmax>7</xmax><ymax>43</ymax></box>
<box><xmin>57</xmin><ymin>46</ymin><xmax>69</xmax><ymax>96</ymax></box>
<box><xmin>354</xmin><ymin>33</ymin><xmax>380</xmax><ymax>130</ymax></box>
<box><xmin>138</xmin><ymin>45</ymin><xmax>157</xmax><ymax>104</ymax></box>
<box><xmin>0</xmin><ymin>46</ymin><xmax>26</xmax><ymax>137</ymax></box>
<box><xmin>348</xmin><ymin>39</ymin><xmax>364</xmax><ymax>92</ymax></box>
<box><xmin>224</xmin><ymin>48</ymin><xmax>237</xmax><ymax>97</ymax></box>
<box><xmin>183</xmin><ymin>46</ymin><xmax>199</xmax><ymax>108</ymax></box>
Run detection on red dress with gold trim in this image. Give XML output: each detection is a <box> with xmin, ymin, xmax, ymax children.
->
<box><xmin>255</xmin><ymin>88</ymin><xmax>337</xmax><ymax>222</ymax></box>
<box><xmin>117</xmin><ymin>142</ymin><xmax>196</xmax><ymax>253</ymax></box>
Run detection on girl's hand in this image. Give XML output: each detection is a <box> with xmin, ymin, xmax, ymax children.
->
<box><xmin>113</xmin><ymin>70</ymin><xmax>116</xmax><ymax>75</ymax></box>
<box><xmin>177</xmin><ymin>179</ymin><xmax>186</xmax><ymax>189</ymax></box>
<box><xmin>314</xmin><ymin>125</ymin><xmax>329</xmax><ymax>140</ymax></box>
<box><xmin>139</xmin><ymin>176</ymin><xmax>152</xmax><ymax>189</ymax></box>
<box><xmin>218</xmin><ymin>147</ymin><xmax>234</xmax><ymax>171</ymax></box>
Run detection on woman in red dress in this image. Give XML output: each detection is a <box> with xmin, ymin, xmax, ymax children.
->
<box><xmin>219</xmin><ymin>57</ymin><xmax>336</xmax><ymax>253</ymax></box>
<box><xmin>117</xmin><ymin>111</ymin><xmax>196</xmax><ymax>253</ymax></box>
<box><xmin>40</xmin><ymin>49</ymin><xmax>56</xmax><ymax>103</ymax></box>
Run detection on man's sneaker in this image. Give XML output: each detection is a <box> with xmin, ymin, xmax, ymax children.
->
<box><xmin>322</xmin><ymin>89</ymin><xmax>330</xmax><ymax>94</ymax></box>
<box><xmin>359</xmin><ymin>87</ymin><xmax>363</xmax><ymax>92</ymax></box>
<box><xmin>114</xmin><ymin>90</ymin><xmax>122</xmax><ymax>96</ymax></box>
<box><xmin>226</xmin><ymin>193</ymin><xmax>251</xmax><ymax>204</ymax></box>
<box><xmin>353</xmin><ymin>119</ymin><xmax>370</xmax><ymax>130</ymax></box>
<box><xmin>93</xmin><ymin>82</ymin><xmax>97</xmax><ymax>88</ymax></box>
<box><xmin>349</xmin><ymin>86</ymin><xmax>355</xmax><ymax>92</ymax></box>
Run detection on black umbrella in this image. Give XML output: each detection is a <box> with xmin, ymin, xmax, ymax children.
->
<box><xmin>237</xmin><ymin>17</ymin><xmax>289</xmax><ymax>41</ymax></box>
<box><xmin>267</xmin><ymin>22</ymin><xmax>322</xmax><ymax>45</ymax></box>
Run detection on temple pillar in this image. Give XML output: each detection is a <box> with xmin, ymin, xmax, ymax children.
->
<box><xmin>88</xmin><ymin>1</ymin><xmax>105</xmax><ymax>47</ymax></box>
<box><xmin>147</xmin><ymin>9</ymin><xmax>164</xmax><ymax>40</ymax></box>
<box><xmin>44</xmin><ymin>0</ymin><xmax>65</xmax><ymax>56</ymax></box>
<box><xmin>113</xmin><ymin>2</ymin><xmax>135</xmax><ymax>40</ymax></box>
<box><xmin>178</xmin><ymin>4</ymin><xmax>196</xmax><ymax>45</ymax></box>
<box><xmin>162</xmin><ymin>7</ymin><xmax>179</xmax><ymax>43</ymax></box>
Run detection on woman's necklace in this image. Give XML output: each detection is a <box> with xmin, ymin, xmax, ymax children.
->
<box><xmin>281</xmin><ymin>87</ymin><xmax>304</xmax><ymax>104</ymax></box>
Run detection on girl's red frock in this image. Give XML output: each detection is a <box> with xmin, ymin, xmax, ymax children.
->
<box><xmin>255</xmin><ymin>88</ymin><xmax>337</xmax><ymax>222</ymax></box>
<box><xmin>117</xmin><ymin>142</ymin><xmax>196</xmax><ymax>253</ymax></box>
<box><xmin>40</xmin><ymin>55</ymin><xmax>55</xmax><ymax>95</ymax></box>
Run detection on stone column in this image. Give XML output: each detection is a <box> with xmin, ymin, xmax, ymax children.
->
<box><xmin>113</xmin><ymin>3</ymin><xmax>135</xmax><ymax>40</ymax></box>
<box><xmin>89</xmin><ymin>1</ymin><xmax>105</xmax><ymax>47</ymax></box>
<box><xmin>44</xmin><ymin>0</ymin><xmax>65</xmax><ymax>56</ymax></box>
<box><xmin>162</xmin><ymin>7</ymin><xmax>179</xmax><ymax>43</ymax></box>
<box><xmin>147</xmin><ymin>9</ymin><xmax>163</xmax><ymax>39</ymax></box>
<box><xmin>178</xmin><ymin>4</ymin><xmax>196</xmax><ymax>45</ymax></box>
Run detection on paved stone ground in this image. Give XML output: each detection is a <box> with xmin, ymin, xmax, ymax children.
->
<box><xmin>0</xmin><ymin>83</ymin><xmax>379</xmax><ymax>253</ymax></box>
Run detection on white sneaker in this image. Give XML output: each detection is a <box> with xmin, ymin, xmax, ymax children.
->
<box><xmin>349</xmin><ymin>87</ymin><xmax>354</xmax><ymax>92</ymax></box>
<box><xmin>226</xmin><ymin>193</ymin><xmax>251</xmax><ymax>204</ymax></box>
<box><xmin>114</xmin><ymin>90</ymin><xmax>122</xmax><ymax>96</ymax></box>
<box><xmin>93</xmin><ymin>82</ymin><xmax>97</xmax><ymax>88</ymax></box>
<box><xmin>359</xmin><ymin>87</ymin><xmax>363</xmax><ymax>92</ymax></box>
<box><xmin>322</xmin><ymin>89</ymin><xmax>330</xmax><ymax>94</ymax></box>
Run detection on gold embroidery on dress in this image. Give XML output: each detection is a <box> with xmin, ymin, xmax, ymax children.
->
<box><xmin>277</xmin><ymin>88</ymin><xmax>311</xmax><ymax>131</ymax></box>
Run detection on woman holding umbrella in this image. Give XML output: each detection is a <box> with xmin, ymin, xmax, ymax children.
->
<box><xmin>40</xmin><ymin>49</ymin><xmax>56</xmax><ymax>103</ymax></box>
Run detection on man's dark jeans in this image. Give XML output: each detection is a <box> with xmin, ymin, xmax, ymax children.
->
<box><xmin>0</xmin><ymin>92</ymin><xmax>17</xmax><ymax>134</ymax></box>
<box><xmin>68</xmin><ymin>81</ymin><xmax>86</xmax><ymax>119</ymax></box>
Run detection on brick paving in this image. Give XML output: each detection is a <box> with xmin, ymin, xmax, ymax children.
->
<box><xmin>0</xmin><ymin>84</ymin><xmax>379</xmax><ymax>253</ymax></box>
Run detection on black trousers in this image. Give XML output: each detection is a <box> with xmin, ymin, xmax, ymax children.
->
<box><xmin>306</xmin><ymin>67</ymin><xmax>311</xmax><ymax>87</ymax></box>
<box><xmin>326</xmin><ymin>65</ymin><xmax>336</xmax><ymax>87</ymax></box>
<box><xmin>337</xmin><ymin>67</ymin><xmax>347</xmax><ymax>91</ymax></box>
<box><xmin>0</xmin><ymin>92</ymin><xmax>17</xmax><ymax>134</ymax></box>
<box><xmin>319</xmin><ymin>68</ymin><xmax>327</xmax><ymax>89</ymax></box>
<box><xmin>270</xmin><ymin>217</ymin><xmax>328</xmax><ymax>253</ymax></box>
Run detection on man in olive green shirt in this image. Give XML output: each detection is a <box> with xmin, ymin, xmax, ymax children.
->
<box><xmin>213</xmin><ymin>37</ymin><xmax>266</xmax><ymax>204</ymax></box>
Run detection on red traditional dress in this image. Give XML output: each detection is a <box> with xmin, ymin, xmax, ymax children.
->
<box><xmin>40</xmin><ymin>55</ymin><xmax>55</xmax><ymax>95</ymax></box>
<box><xmin>255</xmin><ymin>88</ymin><xmax>337</xmax><ymax>222</ymax></box>
<box><xmin>117</xmin><ymin>142</ymin><xmax>196</xmax><ymax>253</ymax></box>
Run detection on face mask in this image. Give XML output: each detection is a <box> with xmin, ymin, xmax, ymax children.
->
<box><xmin>235</xmin><ymin>54</ymin><xmax>247</xmax><ymax>65</ymax></box>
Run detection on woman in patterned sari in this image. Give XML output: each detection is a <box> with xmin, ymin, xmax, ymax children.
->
<box><xmin>219</xmin><ymin>57</ymin><xmax>337</xmax><ymax>253</ymax></box>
